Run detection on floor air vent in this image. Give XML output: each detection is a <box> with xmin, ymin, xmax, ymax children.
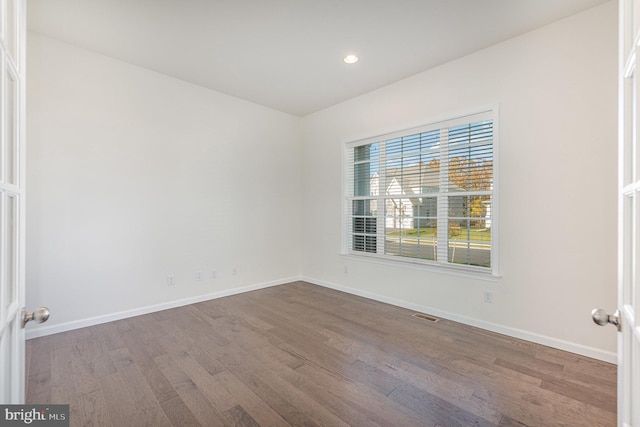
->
<box><xmin>413</xmin><ymin>313</ymin><xmax>439</xmax><ymax>322</ymax></box>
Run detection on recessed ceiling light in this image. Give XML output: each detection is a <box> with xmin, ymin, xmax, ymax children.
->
<box><xmin>344</xmin><ymin>54</ymin><xmax>359</xmax><ymax>64</ymax></box>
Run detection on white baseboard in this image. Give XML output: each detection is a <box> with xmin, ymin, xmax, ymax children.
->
<box><xmin>301</xmin><ymin>276</ymin><xmax>617</xmax><ymax>364</ymax></box>
<box><xmin>25</xmin><ymin>276</ymin><xmax>301</xmax><ymax>340</ymax></box>
<box><xmin>26</xmin><ymin>275</ymin><xmax>617</xmax><ymax>364</ymax></box>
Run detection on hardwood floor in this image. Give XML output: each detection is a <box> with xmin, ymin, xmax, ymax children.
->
<box><xmin>25</xmin><ymin>281</ymin><xmax>617</xmax><ymax>426</ymax></box>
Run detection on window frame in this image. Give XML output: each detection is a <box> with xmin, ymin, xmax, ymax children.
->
<box><xmin>342</xmin><ymin>106</ymin><xmax>500</xmax><ymax>279</ymax></box>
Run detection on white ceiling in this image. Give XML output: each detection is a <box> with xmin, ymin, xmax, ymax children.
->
<box><xmin>27</xmin><ymin>0</ymin><xmax>610</xmax><ymax>116</ymax></box>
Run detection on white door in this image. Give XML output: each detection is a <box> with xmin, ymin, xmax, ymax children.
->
<box><xmin>618</xmin><ymin>0</ymin><xmax>640</xmax><ymax>424</ymax></box>
<box><xmin>0</xmin><ymin>0</ymin><xmax>26</xmax><ymax>404</ymax></box>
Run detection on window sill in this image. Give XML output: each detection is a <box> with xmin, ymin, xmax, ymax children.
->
<box><xmin>340</xmin><ymin>252</ymin><xmax>501</xmax><ymax>282</ymax></box>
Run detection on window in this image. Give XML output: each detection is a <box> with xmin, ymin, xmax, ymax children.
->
<box><xmin>344</xmin><ymin>109</ymin><xmax>496</xmax><ymax>274</ymax></box>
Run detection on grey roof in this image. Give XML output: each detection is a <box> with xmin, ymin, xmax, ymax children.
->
<box><xmin>385</xmin><ymin>163</ymin><xmax>441</xmax><ymax>196</ymax></box>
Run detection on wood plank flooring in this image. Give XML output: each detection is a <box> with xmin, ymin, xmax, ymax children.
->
<box><xmin>25</xmin><ymin>281</ymin><xmax>617</xmax><ymax>426</ymax></box>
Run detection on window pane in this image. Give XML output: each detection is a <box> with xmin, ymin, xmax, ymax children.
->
<box><xmin>353</xmin><ymin>216</ymin><xmax>376</xmax><ymax>234</ymax></box>
<box><xmin>448</xmin><ymin>150</ymin><xmax>493</xmax><ymax>191</ymax></box>
<box><xmin>6</xmin><ymin>69</ymin><xmax>17</xmax><ymax>185</ymax></box>
<box><xmin>385</xmin><ymin>225</ymin><xmax>437</xmax><ymax>261</ymax></box>
<box><xmin>386</xmin><ymin>138</ymin><xmax>402</xmax><ymax>157</ymax></box>
<box><xmin>354</xmin><ymin>163</ymin><xmax>376</xmax><ymax>196</ymax></box>
<box><xmin>402</xmin><ymin>134</ymin><xmax>421</xmax><ymax>154</ymax></box>
<box><xmin>449</xmin><ymin>121</ymin><xmax>493</xmax><ymax>146</ymax></box>
<box><xmin>5</xmin><ymin>195</ymin><xmax>17</xmax><ymax>311</ymax></box>
<box><xmin>448</xmin><ymin>242</ymin><xmax>491</xmax><ymax>268</ymax></box>
<box><xmin>352</xmin><ymin>198</ymin><xmax>377</xmax><ymax>253</ymax></box>
<box><xmin>400</xmin><ymin>163</ymin><xmax>421</xmax><ymax>193</ymax></box>
<box><xmin>402</xmin><ymin>154</ymin><xmax>421</xmax><ymax>169</ymax></box>
<box><xmin>352</xmin><ymin>199</ymin><xmax>375</xmax><ymax>216</ymax></box>
<box><xmin>414</xmin><ymin>197</ymin><xmax>437</xmax><ymax>219</ymax></box>
<box><xmin>421</xmin><ymin>153</ymin><xmax>440</xmax><ymax>192</ymax></box>
<box><xmin>353</xmin><ymin>210</ymin><xmax>376</xmax><ymax>235</ymax></box>
<box><xmin>354</xmin><ymin>143</ymin><xmax>379</xmax><ymax>197</ymax></box>
<box><xmin>386</xmin><ymin>131</ymin><xmax>441</xmax><ymax>194</ymax></box>
<box><xmin>447</xmin><ymin>121</ymin><xmax>493</xmax><ymax>192</ymax></box>
<box><xmin>353</xmin><ymin>235</ymin><xmax>377</xmax><ymax>253</ymax></box>
<box><xmin>354</xmin><ymin>143</ymin><xmax>379</xmax><ymax>161</ymax></box>
<box><xmin>387</xmin><ymin>156</ymin><xmax>441</xmax><ymax>193</ymax></box>
<box><xmin>448</xmin><ymin>196</ymin><xmax>492</xmax><ymax>237</ymax></box>
<box><xmin>448</xmin><ymin>219</ymin><xmax>467</xmax><ymax>240</ymax></box>
<box><xmin>448</xmin><ymin>195</ymin><xmax>491</xmax><ymax>220</ymax></box>
<box><xmin>384</xmin><ymin>198</ymin><xmax>437</xmax><ymax>261</ymax></box>
<box><xmin>447</xmin><ymin>218</ymin><xmax>491</xmax><ymax>267</ymax></box>
<box><xmin>421</xmin><ymin>129</ymin><xmax>440</xmax><ymax>150</ymax></box>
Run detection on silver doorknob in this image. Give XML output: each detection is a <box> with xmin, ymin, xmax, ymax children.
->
<box><xmin>591</xmin><ymin>308</ymin><xmax>621</xmax><ymax>331</ymax></box>
<box><xmin>22</xmin><ymin>307</ymin><xmax>50</xmax><ymax>328</ymax></box>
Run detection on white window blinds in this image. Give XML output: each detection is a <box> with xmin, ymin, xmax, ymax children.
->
<box><xmin>345</xmin><ymin>109</ymin><xmax>496</xmax><ymax>273</ymax></box>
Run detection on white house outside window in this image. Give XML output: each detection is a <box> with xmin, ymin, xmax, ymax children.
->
<box><xmin>344</xmin><ymin>109</ymin><xmax>497</xmax><ymax>275</ymax></box>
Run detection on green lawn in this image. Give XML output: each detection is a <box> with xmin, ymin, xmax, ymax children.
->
<box><xmin>388</xmin><ymin>226</ymin><xmax>491</xmax><ymax>242</ymax></box>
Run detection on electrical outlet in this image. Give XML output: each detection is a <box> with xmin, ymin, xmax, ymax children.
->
<box><xmin>344</xmin><ymin>265</ymin><xmax>349</xmax><ymax>274</ymax></box>
<box><xmin>483</xmin><ymin>291</ymin><xmax>493</xmax><ymax>303</ymax></box>
<box><xmin>195</xmin><ymin>271</ymin><xmax>202</xmax><ymax>281</ymax></box>
<box><xmin>167</xmin><ymin>275</ymin><xmax>176</xmax><ymax>286</ymax></box>
<box><xmin>211</xmin><ymin>270</ymin><xmax>217</xmax><ymax>279</ymax></box>
<box><xmin>232</xmin><ymin>267</ymin><xmax>238</xmax><ymax>276</ymax></box>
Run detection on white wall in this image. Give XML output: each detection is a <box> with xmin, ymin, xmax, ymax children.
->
<box><xmin>26</xmin><ymin>34</ymin><xmax>302</xmax><ymax>333</ymax></box>
<box><xmin>26</xmin><ymin>2</ymin><xmax>619</xmax><ymax>362</ymax></box>
<box><xmin>300</xmin><ymin>2</ymin><xmax>619</xmax><ymax>361</ymax></box>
